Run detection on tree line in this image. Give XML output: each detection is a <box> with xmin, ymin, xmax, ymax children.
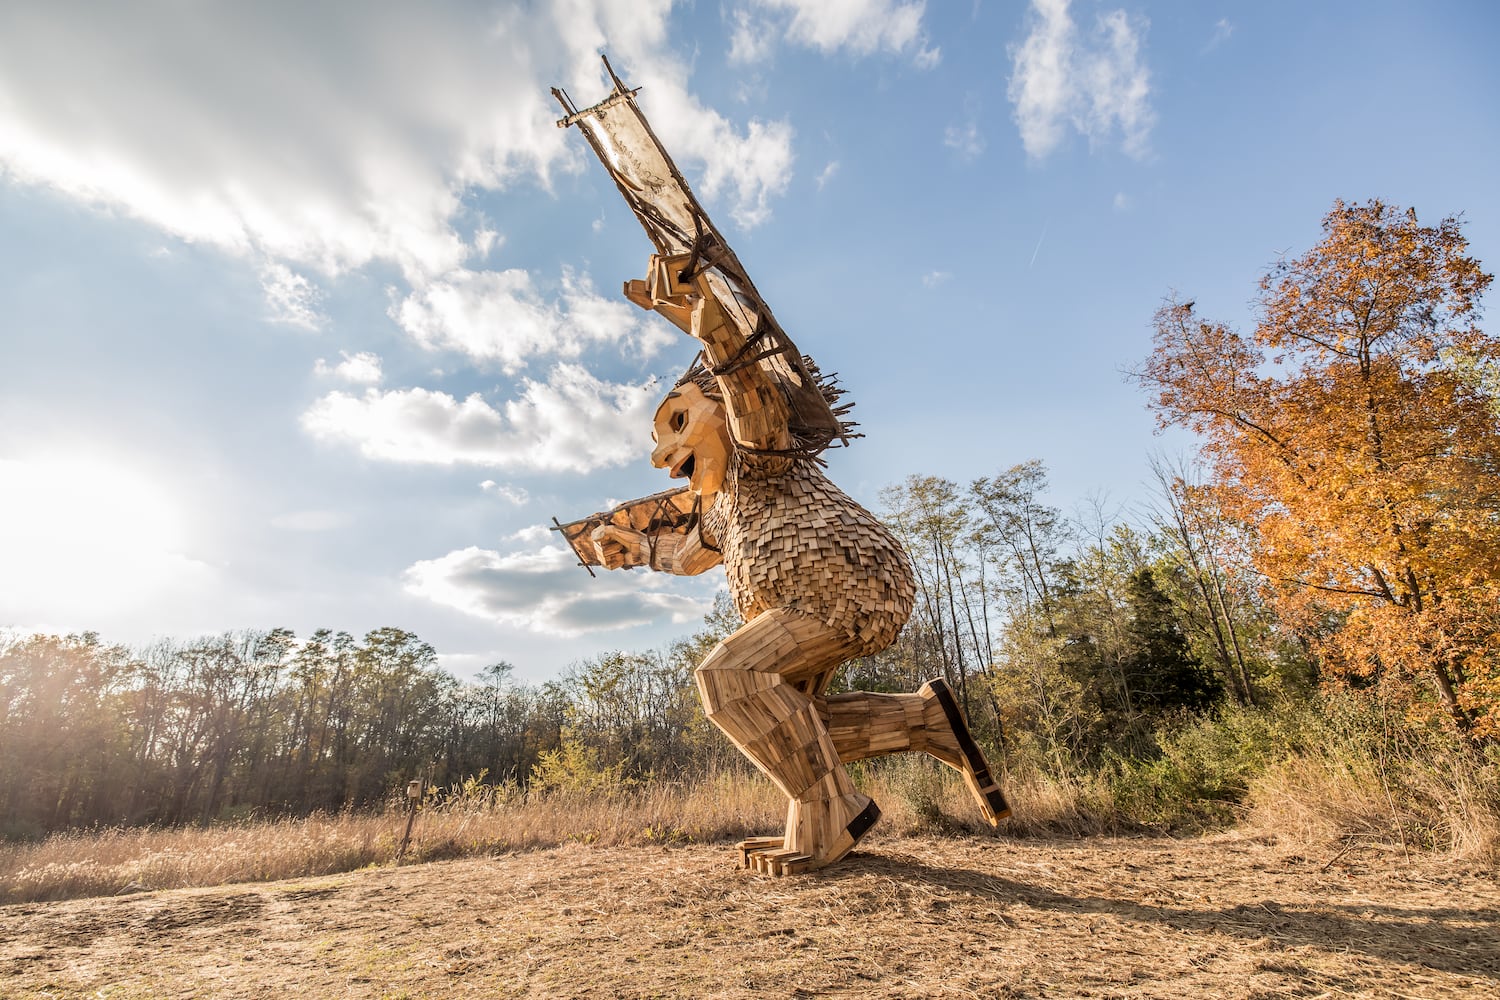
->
<box><xmin>3</xmin><ymin>198</ymin><xmax>1496</xmax><ymax>839</ymax></box>
<box><xmin>0</xmin><ymin>486</ymin><xmax>1273</xmax><ymax>840</ymax></box>
<box><xmin>871</xmin><ymin>200</ymin><xmax>1498</xmax><ymax>762</ymax></box>
<box><xmin>0</xmin><ymin>609</ymin><xmax>748</xmax><ymax>838</ymax></box>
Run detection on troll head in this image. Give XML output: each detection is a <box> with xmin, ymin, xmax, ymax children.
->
<box><xmin>650</xmin><ymin>378</ymin><xmax>732</xmax><ymax>497</ymax></box>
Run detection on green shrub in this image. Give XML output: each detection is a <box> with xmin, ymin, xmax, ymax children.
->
<box><xmin>1103</xmin><ymin>703</ymin><xmax>1309</xmax><ymax>830</ymax></box>
<box><xmin>528</xmin><ymin>737</ymin><xmax>635</xmax><ymax>795</ymax></box>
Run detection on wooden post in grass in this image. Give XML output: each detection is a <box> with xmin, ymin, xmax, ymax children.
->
<box><xmin>396</xmin><ymin>778</ymin><xmax>423</xmax><ymax>865</ymax></box>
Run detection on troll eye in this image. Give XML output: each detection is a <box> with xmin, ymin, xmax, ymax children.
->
<box><xmin>671</xmin><ymin>411</ymin><xmax>687</xmax><ymax>432</ymax></box>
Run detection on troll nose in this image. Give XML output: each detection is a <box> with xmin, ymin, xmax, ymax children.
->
<box><xmin>650</xmin><ymin>442</ymin><xmax>672</xmax><ymax>469</ymax></box>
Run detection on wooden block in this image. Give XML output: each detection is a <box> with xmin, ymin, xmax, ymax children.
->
<box><xmin>623</xmin><ymin>278</ymin><xmax>652</xmax><ymax>310</ymax></box>
<box><xmin>754</xmin><ymin>848</ymin><xmax>808</xmax><ymax>877</ymax></box>
<box><xmin>736</xmin><ymin>836</ymin><xmax>783</xmax><ymax>869</ymax></box>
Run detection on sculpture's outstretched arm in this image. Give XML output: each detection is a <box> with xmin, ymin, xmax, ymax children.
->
<box><xmin>591</xmin><ymin>523</ymin><xmax>722</xmax><ymax>575</ymax></box>
<box><xmin>553</xmin><ymin>486</ymin><xmax>721</xmax><ymax>576</ymax></box>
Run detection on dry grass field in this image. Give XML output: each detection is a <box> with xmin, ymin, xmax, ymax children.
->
<box><xmin>3</xmin><ymin>749</ymin><xmax>1496</xmax><ymax>999</ymax></box>
<box><xmin>0</xmin><ymin>764</ymin><xmax>1145</xmax><ymax>907</ymax></box>
<box><xmin>3</xmin><ymin>829</ymin><xmax>1497</xmax><ymax>1000</ymax></box>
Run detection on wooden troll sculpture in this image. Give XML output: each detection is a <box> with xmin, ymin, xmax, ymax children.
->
<box><xmin>553</xmin><ymin>61</ymin><xmax>1009</xmax><ymax>875</ymax></box>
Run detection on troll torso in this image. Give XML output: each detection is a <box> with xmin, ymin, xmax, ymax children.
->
<box><xmin>704</xmin><ymin>455</ymin><xmax>915</xmax><ymax>655</ymax></box>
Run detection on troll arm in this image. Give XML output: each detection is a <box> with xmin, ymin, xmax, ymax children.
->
<box><xmin>627</xmin><ymin>258</ymin><xmax>808</xmax><ymax>455</ymax></box>
<box><xmin>553</xmin><ymin>486</ymin><xmax>721</xmax><ymax>576</ymax></box>
<box><xmin>590</xmin><ymin>523</ymin><xmax>722</xmax><ymax>575</ymax></box>
<box><xmin>556</xmin><ymin>66</ymin><xmax>843</xmax><ymax>459</ymax></box>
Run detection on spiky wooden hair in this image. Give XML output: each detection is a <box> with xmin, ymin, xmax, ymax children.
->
<box><xmin>672</xmin><ymin>353</ymin><xmax>860</xmax><ymax>457</ymax></box>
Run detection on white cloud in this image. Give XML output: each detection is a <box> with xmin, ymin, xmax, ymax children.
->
<box><xmin>301</xmin><ymin>363</ymin><xmax>659</xmax><ymax>473</ymax></box>
<box><xmin>816</xmin><ymin>160</ymin><xmax>841</xmax><ymax>190</ymax></box>
<box><xmin>0</xmin><ymin>2</ymin><xmax>799</xmax><ymax>295</ymax></box>
<box><xmin>944</xmin><ymin>120</ymin><xmax>985</xmax><ymax>161</ymax></box>
<box><xmin>403</xmin><ymin>543</ymin><xmax>712</xmax><ymax>635</ymax></box>
<box><xmin>470</xmin><ymin>222</ymin><xmax>501</xmax><ymax>262</ymax></box>
<box><xmin>634</xmin><ymin>84</ymin><xmax>795</xmax><ymax>230</ymax></box>
<box><xmin>392</xmin><ymin>266</ymin><xmax>675</xmax><ymax>374</ymax></box>
<box><xmin>912</xmin><ymin>43</ymin><xmax>942</xmax><ymax>71</ymax></box>
<box><xmin>480</xmin><ymin>480</ymin><xmax>531</xmax><ymax>505</ymax></box>
<box><xmin>260</xmin><ymin>261</ymin><xmax>324</xmax><ymax>331</ymax></box>
<box><xmin>1204</xmin><ymin>18</ymin><xmax>1234</xmax><ymax>53</ymax></box>
<box><xmin>0</xmin><ymin>4</ymin><xmax>543</xmax><ymax>281</ymax></box>
<box><xmin>1007</xmin><ymin>0</ymin><xmax>1154</xmax><ymax>160</ymax></box>
<box><xmin>313</xmin><ymin>350</ymin><xmax>384</xmax><ymax>385</ymax></box>
<box><xmin>733</xmin><ymin>1</ymin><xmax>939</xmax><ymax>66</ymax></box>
<box><xmin>921</xmin><ymin>270</ymin><xmax>951</xmax><ymax>288</ymax></box>
<box><xmin>728</xmin><ymin>8</ymin><xmax>778</xmax><ymax>65</ymax></box>
<box><xmin>944</xmin><ymin>92</ymin><xmax>986</xmax><ymax>162</ymax></box>
<box><xmin>504</xmin><ymin>524</ymin><xmax>555</xmax><ymax>546</ymax></box>
<box><xmin>1113</xmin><ymin>191</ymin><xmax>1132</xmax><ymax>211</ymax></box>
<box><xmin>1008</xmin><ymin>0</ymin><xmax>1074</xmax><ymax>158</ymax></box>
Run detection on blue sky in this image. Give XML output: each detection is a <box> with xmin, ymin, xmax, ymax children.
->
<box><xmin>2</xmin><ymin>1</ymin><xmax>1497</xmax><ymax>683</ymax></box>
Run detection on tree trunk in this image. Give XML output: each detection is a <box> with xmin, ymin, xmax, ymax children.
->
<box><xmin>1429</xmin><ymin>659</ymin><xmax>1474</xmax><ymax>736</ymax></box>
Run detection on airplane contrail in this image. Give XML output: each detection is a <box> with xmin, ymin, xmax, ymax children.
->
<box><xmin>1029</xmin><ymin>223</ymin><xmax>1048</xmax><ymax>268</ymax></box>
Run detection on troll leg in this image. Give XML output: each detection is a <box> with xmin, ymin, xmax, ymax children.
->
<box><xmin>819</xmin><ymin>679</ymin><xmax>1011</xmax><ymax>825</ymax></box>
<box><xmin>695</xmin><ymin>608</ymin><xmax>879</xmax><ymax>875</ymax></box>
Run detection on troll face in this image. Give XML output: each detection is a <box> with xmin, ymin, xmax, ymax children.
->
<box><xmin>650</xmin><ymin>382</ymin><xmax>732</xmax><ymax>497</ymax></box>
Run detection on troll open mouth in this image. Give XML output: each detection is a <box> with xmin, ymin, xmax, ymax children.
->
<box><xmin>672</xmin><ymin>454</ymin><xmax>697</xmax><ymax>481</ymax></box>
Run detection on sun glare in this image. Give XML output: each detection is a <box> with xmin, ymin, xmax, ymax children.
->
<box><xmin>0</xmin><ymin>454</ymin><xmax>198</xmax><ymax>611</ymax></box>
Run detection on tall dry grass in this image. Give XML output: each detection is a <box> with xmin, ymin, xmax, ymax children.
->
<box><xmin>0</xmin><ymin>812</ymin><xmax>390</xmax><ymax>905</ymax></box>
<box><xmin>6</xmin><ymin>700</ymin><xmax>1495</xmax><ymax>906</ymax></box>
<box><xmin>857</xmin><ymin>754</ymin><xmax>1144</xmax><ymax>839</ymax></box>
<box><xmin>0</xmin><ymin>773</ymin><xmax>789</xmax><ymax>905</ymax></box>
<box><xmin>1098</xmin><ymin>695</ymin><xmax>1500</xmax><ymax>860</ymax></box>
<box><xmin>869</xmin><ymin>695</ymin><xmax>1500</xmax><ymax>858</ymax></box>
<box><xmin>1241</xmin><ymin>713</ymin><xmax>1500</xmax><ymax>861</ymax></box>
<box><xmin>0</xmin><ymin>763</ymin><xmax>1051</xmax><ymax>906</ymax></box>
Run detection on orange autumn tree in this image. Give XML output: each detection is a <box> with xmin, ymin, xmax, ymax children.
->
<box><xmin>1137</xmin><ymin>200</ymin><xmax>1500</xmax><ymax>737</ymax></box>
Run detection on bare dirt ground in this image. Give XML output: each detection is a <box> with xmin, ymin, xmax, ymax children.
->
<box><xmin>2</xmin><ymin>831</ymin><xmax>1496</xmax><ymax>999</ymax></box>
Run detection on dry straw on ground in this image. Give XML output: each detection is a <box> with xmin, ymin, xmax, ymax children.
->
<box><xmin>3</xmin><ymin>831</ymin><xmax>1496</xmax><ymax>999</ymax></box>
<box><xmin>3</xmin><ymin>758</ymin><xmax>1498</xmax><ymax>997</ymax></box>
